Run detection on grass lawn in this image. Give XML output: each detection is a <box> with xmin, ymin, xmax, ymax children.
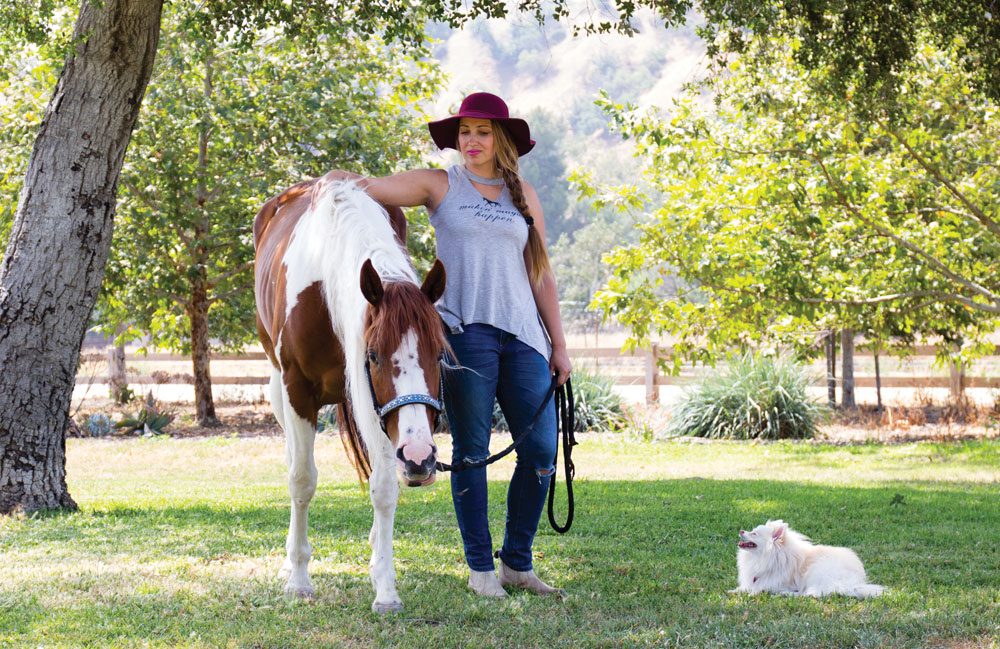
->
<box><xmin>1</xmin><ymin>433</ymin><xmax>998</xmax><ymax>649</ymax></box>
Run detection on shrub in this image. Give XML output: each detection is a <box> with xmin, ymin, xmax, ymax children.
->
<box><xmin>493</xmin><ymin>363</ymin><xmax>627</xmax><ymax>434</ymax></box>
<box><xmin>113</xmin><ymin>392</ymin><xmax>174</xmax><ymax>435</ymax></box>
<box><xmin>87</xmin><ymin>413</ymin><xmax>112</xmax><ymax>436</ymax></box>
<box><xmin>669</xmin><ymin>351</ymin><xmax>827</xmax><ymax>440</ymax></box>
<box><xmin>316</xmin><ymin>405</ymin><xmax>338</xmax><ymax>432</ymax></box>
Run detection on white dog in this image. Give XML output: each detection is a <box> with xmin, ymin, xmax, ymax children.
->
<box><xmin>732</xmin><ymin>520</ymin><xmax>885</xmax><ymax>598</ymax></box>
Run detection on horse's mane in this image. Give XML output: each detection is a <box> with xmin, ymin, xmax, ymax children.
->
<box><xmin>315</xmin><ymin>180</ymin><xmax>416</xmax><ymax>293</ymax></box>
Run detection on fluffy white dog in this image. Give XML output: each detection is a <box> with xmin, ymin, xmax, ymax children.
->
<box><xmin>732</xmin><ymin>520</ymin><xmax>885</xmax><ymax>598</ymax></box>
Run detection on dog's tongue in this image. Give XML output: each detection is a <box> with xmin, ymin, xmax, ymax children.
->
<box><xmin>738</xmin><ymin>540</ymin><xmax>757</xmax><ymax>549</ymax></box>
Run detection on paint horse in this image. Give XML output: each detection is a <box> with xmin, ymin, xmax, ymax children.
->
<box><xmin>253</xmin><ymin>175</ymin><xmax>447</xmax><ymax>613</ymax></box>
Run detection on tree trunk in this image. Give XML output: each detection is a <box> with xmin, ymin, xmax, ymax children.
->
<box><xmin>840</xmin><ymin>328</ymin><xmax>856</xmax><ymax>411</ymax></box>
<box><xmin>188</xmin><ymin>46</ymin><xmax>219</xmax><ymax>428</ymax></box>
<box><xmin>949</xmin><ymin>340</ymin><xmax>965</xmax><ymax>403</ymax></box>
<box><xmin>190</xmin><ymin>279</ymin><xmax>219</xmax><ymax>427</ymax></box>
<box><xmin>108</xmin><ymin>339</ymin><xmax>128</xmax><ymax>403</ymax></box>
<box><xmin>825</xmin><ymin>331</ymin><xmax>837</xmax><ymax>408</ymax></box>
<box><xmin>0</xmin><ymin>0</ymin><xmax>163</xmax><ymax>515</ymax></box>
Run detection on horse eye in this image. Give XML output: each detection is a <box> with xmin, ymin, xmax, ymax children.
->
<box><xmin>367</xmin><ymin>349</ymin><xmax>379</xmax><ymax>365</ymax></box>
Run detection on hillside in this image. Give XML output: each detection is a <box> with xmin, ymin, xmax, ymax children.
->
<box><xmin>423</xmin><ymin>10</ymin><xmax>706</xmax><ymax>254</ymax></box>
<box><xmin>428</xmin><ymin>10</ymin><xmax>706</xmax><ymax>145</ymax></box>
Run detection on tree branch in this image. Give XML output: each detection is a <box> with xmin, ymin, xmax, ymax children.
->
<box><xmin>208</xmin><ymin>225</ymin><xmax>252</xmax><ymax>242</ymax></box>
<box><xmin>208</xmin><ymin>280</ymin><xmax>253</xmax><ymax>305</ymax></box>
<box><xmin>148</xmin><ymin>286</ymin><xmax>189</xmax><ymax>309</ymax></box>
<box><xmin>195</xmin><ymin>184</ymin><xmax>226</xmax><ymax>208</ymax></box>
<box><xmin>697</xmin><ymin>278</ymin><xmax>1000</xmax><ymax>314</ymax></box>
<box><xmin>148</xmin><ymin>243</ymin><xmax>185</xmax><ymax>275</ymax></box>
<box><xmin>206</xmin><ymin>260</ymin><xmax>254</xmax><ymax>290</ymax></box>
<box><xmin>121</xmin><ymin>179</ymin><xmax>162</xmax><ymax>215</ymax></box>
<box><xmin>882</xmin><ymin>123</ymin><xmax>1000</xmax><ymax>239</ymax></box>
<box><xmin>207</xmin><ymin>239</ymin><xmax>244</xmax><ymax>253</ymax></box>
<box><xmin>810</xmin><ymin>153</ymin><xmax>1000</xmax><ymax>306</ymax></box>
<box><xmin>886</xmin><ymin>206</ymin><xmax>978</xmax><ymax>222</ymax></box>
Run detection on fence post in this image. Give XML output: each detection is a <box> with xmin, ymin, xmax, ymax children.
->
<box><xmin>645</xmin><ymin>343</ymin><xmax>659</xmax><ymax>404</ymax></box>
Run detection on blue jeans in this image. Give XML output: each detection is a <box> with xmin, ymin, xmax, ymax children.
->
<box><xmin>444</xmin><ymin>323</ymin><xmax>557</xmax><ymax>572</ymax></box>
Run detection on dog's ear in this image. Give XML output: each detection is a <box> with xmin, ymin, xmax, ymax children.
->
<box><xmin>771</xmin><ymin>523</ymin><xmax>786</xmax><ymax>542</ymax></box>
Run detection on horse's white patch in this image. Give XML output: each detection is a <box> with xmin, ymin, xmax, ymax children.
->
<box><xmin>280</xmin><ymin>202</ymin><xmax>327</xmax><ymax>326</ymax></box>
<box><xmin>391</xmin><ymin>328</ymin><xmax>433</xmax><ymax>436</ymax></box>
<box><xmin>280</xmin><ymin>180</ymin><xmax>417</xmax><ymax>336</ymax></box>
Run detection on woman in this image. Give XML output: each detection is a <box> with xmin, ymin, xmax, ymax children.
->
<box><xmin>331</xmin><ymin>92</ymin><xmax>571</xmax><ymax>598</ymax></box>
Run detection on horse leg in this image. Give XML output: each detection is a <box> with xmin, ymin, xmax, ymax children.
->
<box><xmin>278</xmin><ymin>390</ymin><xmax>318</xmax><ymax>599</ymax></box>
<box><xmin>368</xmin><ymin>439</ymin><xmax>403</xmax><ymax>613</ymax></box>
<box><xmin>267</xmin><ymin>367</ymin><xmax>287</xmax><ymax>431</ymax></box>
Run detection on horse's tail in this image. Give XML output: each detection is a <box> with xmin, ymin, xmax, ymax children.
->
<box><xmin>336</xmin><ymin>400</ymin><xmax>371</xmax><ymax>482</ymax></box>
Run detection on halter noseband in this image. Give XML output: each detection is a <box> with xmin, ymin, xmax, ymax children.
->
<box><xmin>364</xmin><ymin>358</ymin><xmax>443</xmax><ymax>435</ymax></box>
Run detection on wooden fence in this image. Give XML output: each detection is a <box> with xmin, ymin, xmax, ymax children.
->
<box><xmin>77</xmin><ymin>343</ymin><xmax>994</xmax><ymax>403</ymax></box>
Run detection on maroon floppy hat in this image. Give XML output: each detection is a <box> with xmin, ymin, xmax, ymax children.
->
<box><xmin>428</xmin><ymin>92</ymin><xmax>535</xmax><ymax>157</ymax></box>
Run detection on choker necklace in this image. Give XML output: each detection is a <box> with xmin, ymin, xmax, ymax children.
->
<box><xmin>464</xmin><ymin>168</ymin><xmax>505</xmax><ymax>186</ymax></box>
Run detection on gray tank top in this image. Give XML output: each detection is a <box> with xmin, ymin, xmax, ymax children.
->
<box><xmin>429</xmin><ymin>165</ymin><xmax>551</xmax><ymax>361</ymax></box>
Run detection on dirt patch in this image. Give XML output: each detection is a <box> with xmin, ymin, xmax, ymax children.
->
<box><xmin>71</xmin><ymin>396</ymin><xmax>1000</xmax><ymax>444</ymax></box>
<box><xmin>70</xmin><ymin>398</ymin><xmax>282</xmax><ymax>439</ymax></box>
<box><xmin>818</xmin><ymin>422</ymin><xmax>999</xmax><ymax>444</ymax></box>
<box><xmin>820</xmin><ymin>401</ymin><xmax>1000</xmax><ymax>444</ymax></box>
<box><xmin>617</xmin><ymin>401</ymin><xmax>999</xmax><ymax>444</ymax></box>
<box><xmin>168</xmin><ymin>401</ymin><xmax>283</xmax><ymax>437</ymax></box>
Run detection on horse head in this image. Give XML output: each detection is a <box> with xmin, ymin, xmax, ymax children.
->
<box><xmin>360</xmin><ymin>258</ymin><xmax>447</xmax><ymax>487</ymax></box>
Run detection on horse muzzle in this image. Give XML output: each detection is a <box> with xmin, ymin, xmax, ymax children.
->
<box><xmin>395</xmin><ymin>443</ymin><xmax>437</xmax><ymax>487</ymax></box>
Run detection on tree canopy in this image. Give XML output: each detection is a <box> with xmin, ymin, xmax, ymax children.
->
<box><xmin>92</xmin><ymin>5</ymin><xmax>442</xmax><ymax>423</ymax></box>
<box><xmin>583</xmin><ymin>36</ymin><xmax>999</xmax><ymax>371</ymax></box>
<box><xmin>7</xmin><ymin>1</ymin><xmax>997</xmax><ymax>105</ymax></box>
<box><xmin>695</xmin><ymin>0</ymin><xmax>999</xmax><ymax>108</ymax></box>
<box><xmin>102</xmin><ymin>5</ymin><xmax>441</xmax><ymax>351</ymax></box>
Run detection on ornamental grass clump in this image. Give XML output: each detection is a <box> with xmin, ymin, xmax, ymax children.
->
<box><xmin>669</xmin><ymin>352</ymin><xmax>826</xmax><ymax>440</ymax></box>
<box><xmin>568</xmin><ymin>364</ymin><xmax>628</xmax><ymax>433</ymax></box>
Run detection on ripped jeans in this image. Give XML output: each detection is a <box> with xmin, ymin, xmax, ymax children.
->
<box><xmin>444</xmin><ymin>323</ymin><xmax>557</xmax><ymax>572</ymax></box>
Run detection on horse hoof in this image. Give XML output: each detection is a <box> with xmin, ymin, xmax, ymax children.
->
<box><xmin>284</xmin><ymin>585</ymin><xmax>315</xmax><ymax>600</ymax></box>
<box><xmin>372</xmin><ymin>600</ymin><xmax>404</xmax><ymax>614</ymax></box>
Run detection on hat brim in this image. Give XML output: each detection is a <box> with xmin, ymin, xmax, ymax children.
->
<box><xmin>428</xmin><ymin>115</ymin><xmax>535</xmax><ymax>157</ymax></box>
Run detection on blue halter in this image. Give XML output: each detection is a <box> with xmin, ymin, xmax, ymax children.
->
<box><xmin>364</xmin><ymin>358</ymin><xmax>443</xmax><ymax>435</ymax></box>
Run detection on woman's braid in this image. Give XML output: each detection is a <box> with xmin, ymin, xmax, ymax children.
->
<box><xmin>500</xmin><ymin>166</ymin><xmax>533</xmax><ymax>226</ymax></box>
<box><xmin>492</xmin><ymin>121</ymin><xmax>551</xmax><ymax>287</ymax></box>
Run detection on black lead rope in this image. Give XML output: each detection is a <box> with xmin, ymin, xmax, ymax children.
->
<box><xmin>435</xmin><ymin>376</ymin><xmax>577</xmax><ymax>534</ymax></box>
<box><xmin>547</xmin><ymin>376</ymin><xmax>576</xmax><ymax>534</ymax></box>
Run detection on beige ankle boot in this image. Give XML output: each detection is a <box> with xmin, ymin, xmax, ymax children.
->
<box><xmin>498</xmin><ymin>560</ymin><xmax>564</xmax><ymax>596</ymax></box>
<box><xmin>468</xmin><ymin>568</ymin><xmax>507</xmax><ymax>598</ymax></box>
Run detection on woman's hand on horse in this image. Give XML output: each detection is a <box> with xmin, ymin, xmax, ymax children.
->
<box><xmin>550</xmin><ymin>344</ymin><xmax>572</xmax><ymax>387</ymax></box>
<box><xmin>324</xmin><ymin>169</ymin><xmax>363</xmax><ymax>182</ymax></box>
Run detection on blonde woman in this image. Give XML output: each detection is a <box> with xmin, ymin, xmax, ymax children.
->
<box><xmin>329</xmin><ymin>92</ymin><xmax>571</xmax><ymax>597</ymax></box>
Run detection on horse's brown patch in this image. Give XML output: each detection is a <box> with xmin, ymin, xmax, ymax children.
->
<box><xmin>278</xmin><ymin>281</ymin><xmax>347</xmax><ymax>423</ymax></box>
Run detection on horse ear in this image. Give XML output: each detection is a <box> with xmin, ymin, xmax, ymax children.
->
<box><xmin>360</xmin><ymin>259</ymin><xmax>384</xmax><ymax>307</ymax></box>
<box><xmin>420</xmin><ymin>259</ymin><xmax>446</xmax><ymax>304</ymax></box>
